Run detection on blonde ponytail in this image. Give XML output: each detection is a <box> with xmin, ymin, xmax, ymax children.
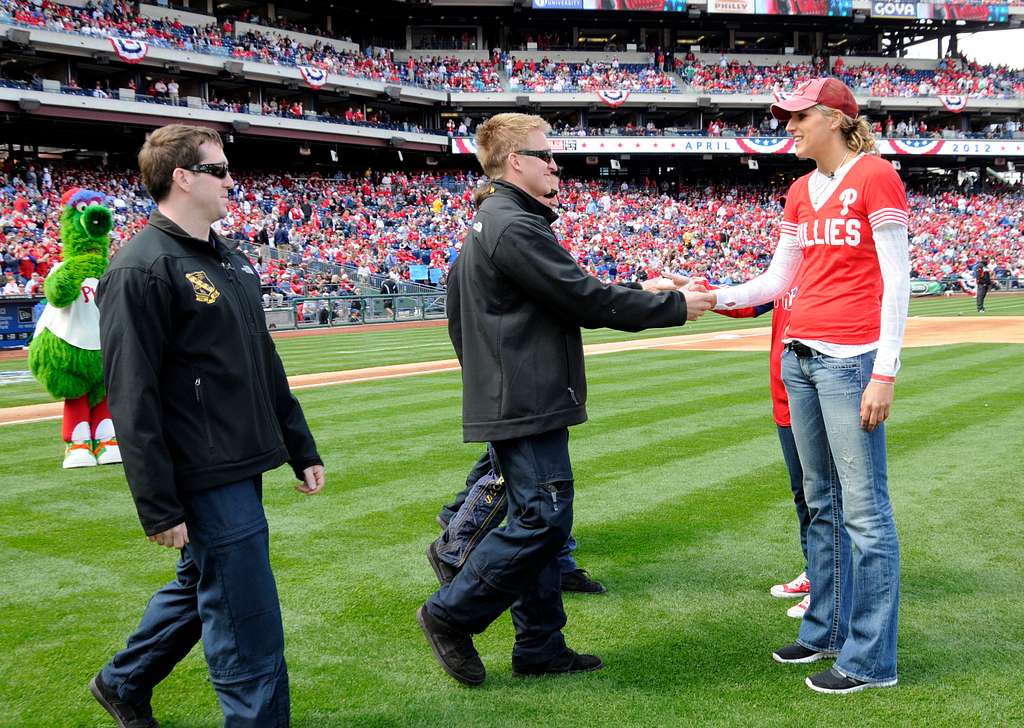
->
<box><xmin>814</xmin><ymin>104</ymin><xmax>876</xmax><ymax>155</ymax></box>
<box><xmin>840</xmin><ymin>114</ymin><xmax>876</xmax><ymax>154</ymax></box>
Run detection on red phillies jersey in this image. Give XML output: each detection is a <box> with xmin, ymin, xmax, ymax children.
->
<box><xmin>711</xmin><ymin>280</ymin><xmax>798</xmax><ymax>427</ymax></box>
<box><xmin>781</xmin><ymin>154</ymin><xmax>908</xmax><ymax>345</ymax></box>
<box><xmin>768</xmin><ymin>286</ymin><xmax>796</xmax><ymax>427</ymax></box>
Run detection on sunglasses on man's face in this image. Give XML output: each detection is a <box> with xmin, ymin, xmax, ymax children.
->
<box><xmin>184</xmin><ymin>162</ymin><xmax>230</xmax><ymax>179</ymax></box>
<box><xmin>514</xmin><ymin>149</ymin><xmax>556</xmax><ymax>164</ymax></box>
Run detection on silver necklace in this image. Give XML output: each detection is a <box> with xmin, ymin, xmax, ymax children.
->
<box><xmin>810</xmin><ymin>150</ymin><xmax>851</xmax><ymax>208</ymax></box>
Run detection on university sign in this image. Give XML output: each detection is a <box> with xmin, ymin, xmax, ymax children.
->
<box><xmin>451</xmin><ymin>136</ymin><xmax>1024</xmax><ymax>157</ymax></box>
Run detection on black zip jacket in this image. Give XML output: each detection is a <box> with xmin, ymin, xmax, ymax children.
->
<box><xmin>448</xmin><ymin>180</ymin><xmax>687</xmax><ymax>442</ymax></box>
<box><xmin>97</xmin><ymin>211</ymin><xmax>321</xmax><ymax>536</ymax></box>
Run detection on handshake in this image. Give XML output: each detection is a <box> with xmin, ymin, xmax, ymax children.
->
<box><xmin>640</xmin><ymin>273</ymin><xmax>718</xmax><ymax>322</ymax></box>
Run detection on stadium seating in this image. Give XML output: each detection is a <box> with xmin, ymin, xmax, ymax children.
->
<box><xmin>508</xmin><ymin>59</ymin><xmax>677</xmax><ymax>93</ymax></box>
<box><xmin>3</xmin><ymin>164</ymin><xmax>1021</xmax><ymax>298</ymax></box>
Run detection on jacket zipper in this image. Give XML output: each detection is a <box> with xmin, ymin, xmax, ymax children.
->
<box><xmin>219</xmin><ymin>253</ymin><xmax>284</xmax><ymax>446</ymax></box>
<box><xmin>564</xmin><ymin>336</ymin><xmax>580</xmax><ymax>405</ymax></box>
<box><xmin>194</xmin><ymin>375</ymin><xmax>215</xmax><ymax>450</ymax></box>
<box><xmin>544</xmin><ymin>484</ymin><xmax>560</xmax><ymax>511</ymax></box>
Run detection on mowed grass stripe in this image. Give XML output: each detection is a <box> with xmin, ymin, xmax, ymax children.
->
<box><xmin>2</xmin><ymin>294</ymin><xmax>1020</xmax><ymax>409</ymax></box>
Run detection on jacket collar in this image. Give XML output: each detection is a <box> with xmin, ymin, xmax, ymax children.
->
<box><xmin>489</xmin><ymin>180</ymin><xmax>559</xmax><ymax>224</ymax></box>
<box><xmin>148</xmin><ymin>209</ymin><xmax>238</xmax><ymax>254</ymax></box>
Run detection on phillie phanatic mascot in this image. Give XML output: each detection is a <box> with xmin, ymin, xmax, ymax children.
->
<box><xmin>28</xmin><ymin>188</ymin><xmax>121</xmax><ymax>468</ymax></box>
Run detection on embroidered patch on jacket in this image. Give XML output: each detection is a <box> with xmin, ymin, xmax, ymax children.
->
<box><xmin>185</xmin><ymin>271</ymin><xmax>220</xmax><ymax>304</ymax></box>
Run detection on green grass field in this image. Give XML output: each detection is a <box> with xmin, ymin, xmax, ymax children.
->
<box><xmin>2</xmin><ymin>293</ymin><xmax>1023</xmax><ymax>410</ymax></box>
<box><xmin>1</xmin><ymin>296</ymin><xmax>1022</xmax><ymax>726</ymax></box>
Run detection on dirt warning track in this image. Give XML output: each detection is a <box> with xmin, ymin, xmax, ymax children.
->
<box><xmin>2</xmin><ymin>316</ymin><xmax>1020</xmax><ymax>427</ymax></box>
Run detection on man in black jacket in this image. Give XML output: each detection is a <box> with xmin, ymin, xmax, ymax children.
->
<box><xmin>418</xmin><ymin>113</ymin><xmax>715</xmax><ymax>685</ymax></box>
<box><xmin>91</xmin><ymin>124</ymin><xmax>324</xmax><ymax>727</ymax></box>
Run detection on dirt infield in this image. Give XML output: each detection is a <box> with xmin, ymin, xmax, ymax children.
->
<box><xmin>2</xmin><ymin>316</ymin><xmax>1019</xmax><ymax>427</ymax></box>
<box><xmin>656</xmin><ymin>316</ymin><xmax>1024</xmax><ymax>352</ymax></box>
<box><xmin>0</xmin><ymin>318</ymin><xmax>447</xmax><ymax>361</ymax></box>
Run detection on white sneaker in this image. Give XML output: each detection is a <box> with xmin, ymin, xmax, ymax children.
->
<box><xmin>770</xmin><ymin>571</ymin><xmax>810</xmax><ymax>599</ymax></box>
<box><xmin>94</xmin><ymin>439</ymin><xmax>122</xmax><ymax>466</ymax></box>
<box><xmin>787</xmin><ymin>595</ymin><xmax>810</xmax><ymax>619</ymax></box>
<box><xmin>63</xmin><ymin>442</ymin><xmax>97</xmax><ymax>468</ymax></box>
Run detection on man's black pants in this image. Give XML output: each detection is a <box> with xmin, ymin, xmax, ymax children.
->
<box><xmin>426</xmin><ymin>427</ymin><xmax>574</xmax><ymax>668</ymax></box>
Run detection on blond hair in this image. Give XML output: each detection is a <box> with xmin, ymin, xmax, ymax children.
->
<box><xmin>138</xmin><ymin>124</ymin><xmax>223</xmax><ymax>202</ymax></box>
<box><xmin>474</xmin><ymin>113</ymin><xmax>552</xmax><ymax>180</ymax></box>
<box><xmin>813</xmin><ymin>104</ymin><xmax>876</xmax><ymax>155</ymax></box>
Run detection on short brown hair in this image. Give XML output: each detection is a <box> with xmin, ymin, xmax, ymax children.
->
<box><xmin>138</xmin><ymin>124</ymin><xmax>223</xmax><ymax>202</ymax></box>
<box><xmin>474</xmin><ymin>113</ymin><xmax>551</xmax><ymax>179</ymax></box>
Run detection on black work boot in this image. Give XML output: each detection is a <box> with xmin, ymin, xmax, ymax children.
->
<box><xmin>512</xmin><ymin>648</ymin><xmax>604</xmax><ymax>678</ymax></box>
<box><xmin>560</xmin><ymin>568</ymin><xmax>607</xmax><ymax>594</ymax></box>
<box><xmin>90</xmin><ymin>672</ymin><xmax>160</xmax><ymax>728</ymax></box>
<box><xmin>426</xmin><ymin>540</ymin><xmax>460</xmax><ymax>586</ymax></box>
<box><xmin>417</xmin><ymin>605</ymin><xmax>486</xmax><ymax>686</ymax></box>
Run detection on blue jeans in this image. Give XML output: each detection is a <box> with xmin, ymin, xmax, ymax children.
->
<box><xmin>777</xmin><ymin>425</ymin><xmax>811</xmax><ymax>569</ymax></box>
<box><xmin>437</xmin><ymin>447</ymin><xmax>578</xmax><ymax>574</ymax></box>
<box><xmin>783</xmin><ymin>348</ymin><xmax>900</xmax><ymax>682</ymax></box>
<box><xmin>427</xmin><ymin>428</ymin><xmax>574</xmax><ymax>668</ymax></box>
<box><xmin>101</xmin><ymin>479</ymin><xmax>289</xmax><ymax>726</ymax></box>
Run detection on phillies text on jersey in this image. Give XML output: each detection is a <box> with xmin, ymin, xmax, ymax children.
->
<box><xmin>780</xmin><ymin>154</ymin><xmax>908</xmax><ymax>346</ymax></box>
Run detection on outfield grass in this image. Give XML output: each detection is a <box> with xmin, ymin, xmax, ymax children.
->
<box><xmin>2</xmin><ymin>293</ymin><xmax>1022</xmax><ymax>409</ymax></box>
<box><xmin>1</xmin><ymin>328</ymin><xmax>1022</xmax><ymax>725</ymax></box>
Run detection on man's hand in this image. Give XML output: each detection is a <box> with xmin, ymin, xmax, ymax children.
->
<box><xmin>860</xmin><ymin>380</ymin><xmax>894</xmax><ymax>431</ymax></box>
<box><xmin>684</xmin><ymin>290</ymin><xmax>716</xmax><ymax>321</ymax></box>
<box><xmin>661</xmin><ymin>272</ymin><xmax>691</xmax><ymax>289</ymax></box>
<box><xmin>641</xmin><ymin>277</ymin><xmax>678</xmax><ymax>292</ymax></box>
<box><xmin>296</xmin><ymin>464</ymin><xmax>326</xmax><ymax>494</ymax></box>
<box><xmin>640</xmin><ymin>273</ymin><xmax>691</xmax><ymax>293</ymax></box>
<box><xmin>149</xmin><ymin>523</ymin><xmax>188</xmax><ymax>549</ymax></box>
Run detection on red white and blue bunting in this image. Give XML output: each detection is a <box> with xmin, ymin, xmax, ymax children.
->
<box><xmin>298</xmin><ymin>66</ymin><xmax>328</xmax><ymax>89</ymax></box>
<box><xmin>452</xmin><ymin>136</ymin><xmax>1024</xmax><ymax>157</ymax></box>
<box><xmin>109</xmin><ymin>37</ymin><xmax>149</xmax><ymax>64</ymax></box>
<box><xmin>596</xmin><ymin>89</ymin><xmax>630</xmax><ymax>107</ymax></box>
<box><xmin>937</xmin><ymin>95</ymin><xmax>968</xmax><ymax>113</ymax></box>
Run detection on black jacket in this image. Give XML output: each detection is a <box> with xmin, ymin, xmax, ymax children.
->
<box><xmin>98</xmin><ymin>211</ymin><xmax>321</xmax><ymax>536</ymax></box>
<box><xmin>448</xmin><ymin>180</ymin><xmax>686</xmax><ymax>442</ymax></box>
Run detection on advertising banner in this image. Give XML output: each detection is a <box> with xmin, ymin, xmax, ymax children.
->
<box><xmin>0</xmin><ymin>298</ymin><xmax>41</xmax><ymax>349</ymax></box>
<box><xmin>870</xmin><ymin>1</ymin><xmax>1008</xmax><ymax>22</ymax></box>
<box><xmin>708</xmin><ymin>0</ymin><xmax>852</xmax><ymax>14</ymax></box>
<box><xmin>707</xmin><ymin>0</ymin><xmax>756</xmax><ymax>12</ymax></box>
<box><xmin>532</xmin><ymin>1</ymin><xmax>688</xmax><ymax>10</ymax></box>
<box><xmin>452</xmin><ymin>136</ymin><xmax>1024</xmax><ymax>157</ymax></box>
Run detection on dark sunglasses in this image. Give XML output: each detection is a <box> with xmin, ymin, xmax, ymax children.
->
<box><xmin>184</xmin><ymin>162</ymin><xmax>230</xmax><ymax>178</ymax></box>
<box><xmin>514</xmin><ymin>149</ymin><xmax>556</xmax><ymax>164</ymax></box>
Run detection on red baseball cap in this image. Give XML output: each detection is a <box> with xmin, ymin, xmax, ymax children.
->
<box><xmin>770</xmin><ymin>78</ymin><xmax>858</xmax><ymax>121</ymax></box>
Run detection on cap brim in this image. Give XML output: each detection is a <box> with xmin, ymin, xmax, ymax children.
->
<box><xmin>770</xmin><ymin>97</ymin><xmax>817</xmax><ymax>121</ymax></box>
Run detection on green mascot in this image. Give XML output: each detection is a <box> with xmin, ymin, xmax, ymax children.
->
<box><xmin>28</xmin><ymin>188</ymin><xmax>121</xmax><ymax>468</ymax></box>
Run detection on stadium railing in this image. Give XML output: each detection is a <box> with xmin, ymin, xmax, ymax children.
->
<box><xmin>265</xmin><ymin>293</ymin><xmax>448</xmax><ymax>330</ymax></box>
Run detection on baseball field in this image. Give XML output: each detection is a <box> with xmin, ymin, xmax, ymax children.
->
<box><xmin>1</xmin><ymin>294</ymin><xmax>1022</xmax><ymax>726</ymax></box>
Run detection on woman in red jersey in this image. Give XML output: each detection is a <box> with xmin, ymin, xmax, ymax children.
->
<box><xmin>711</xmin><ymin>78</ymin><xmax>909</xmax><ymax>694</ymax></box>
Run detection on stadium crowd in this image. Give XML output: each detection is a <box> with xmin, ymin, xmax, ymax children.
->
<box><xmin>2</xmin><ymin>162</ymin><xmax>1021</xmax><ymax>299</ymax></box>
<box><xmin>507</xmin><ymin>58</ymin><xmax>677</xmax><ymax>93</ymax></box>
<box><xmin>0</xmin><ymin>0</ymin><xmax>501</xmax><ymax>92</ymax></box>
<box><xmin>679</xmin><ymin>54</ymin><xmax>1024</xmax><ymax>100</ymax></box>
<box><xmin>4</xmin><ymin>0</ymin><xmax>1024</xmax><ymax>99</ymax></box>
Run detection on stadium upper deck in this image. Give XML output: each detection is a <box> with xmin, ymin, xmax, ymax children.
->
<box><xmin>0</xmin><ymin>0</ymin><xmax>1022</xmax><ymax>161</ymax></box>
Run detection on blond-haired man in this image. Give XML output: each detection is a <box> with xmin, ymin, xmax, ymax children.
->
<box><xmin>418</xmin><ymin>113</ymin><xmax>713</xmax><ymax>685</ymax></box>
<box><xmin>92</xmin><ymin>124</ymin><xmax>324</xmax><ymax>726</ymax></box>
